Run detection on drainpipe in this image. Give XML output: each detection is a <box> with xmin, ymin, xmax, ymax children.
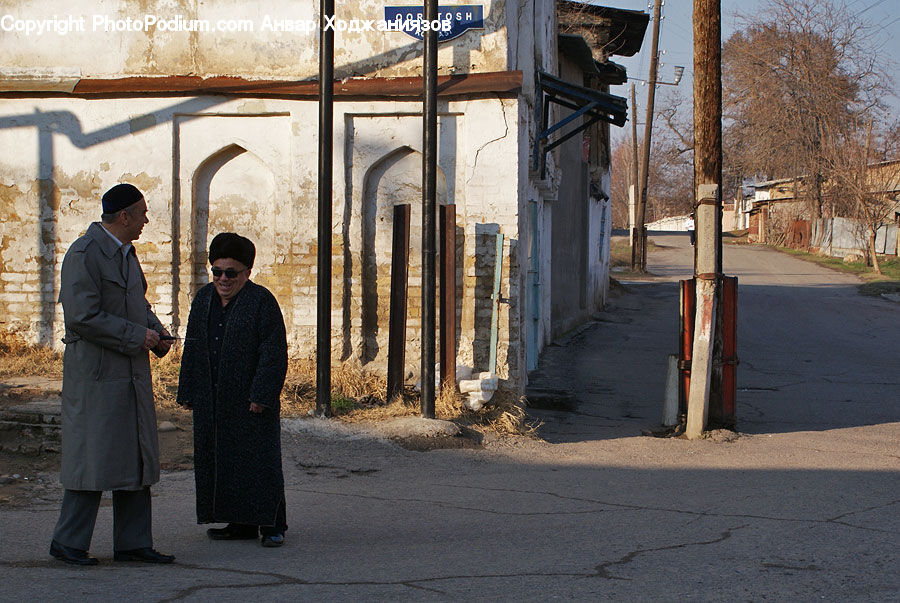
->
<box><xmin>420</xmin><ymin>0</ymin><xmax>438</xmax><ymax>418</ymax></box>
<box><xmin>316</xmin><ymin>0</ymin><xmax>334</xmax><ymax>417</ymax></box>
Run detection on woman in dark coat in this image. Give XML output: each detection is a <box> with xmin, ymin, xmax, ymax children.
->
<box><xmin>177</xmin><ymin>233</ymin><xmax>289</xmax><ymax>547</ymax></box>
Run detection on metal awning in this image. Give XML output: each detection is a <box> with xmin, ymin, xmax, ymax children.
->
<box><xmin>532</xmin><ymin>70</ymin><xmax>628</xmax><ymax>175</ymax></box>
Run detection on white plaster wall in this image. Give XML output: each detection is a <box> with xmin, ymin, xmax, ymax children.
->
<box><xmin>174</xmin><ymin>112</ymin><xmax>292</xmax><ymax>324</ymax></box>
<box><xmin>0</xmin><ymin>0</ymin><xmax>563</xmax><ymax>390</ymax></box>
<box><xmin>0</xmin><ymin>0</ymin><xmax>512</xmax><ymax>83</ymax></box>
<box><xmin>0</xmin><ymin>93</ymin><xmax>524</xmax><ymax>385</ymax></box>
<box><xmin>509</xmin><ymin>0</ymin><xmax>557</xmax><ymax>386</ymax></box>
<box><xmin>587</xmin><ymin>166</ymin><xmax>612</xmax><ymax>309</ymax></box>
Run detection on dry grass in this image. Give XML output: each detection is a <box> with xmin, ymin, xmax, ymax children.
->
<box><xmin>150</xmin><ymin>348</ymin><xmax>183</xmax><ymax>410</ymax></box>
<box><xmin>280</xmin><ymin>356</ymin><xmax>392</xmax><ymax>418</ymax></box>
<box><xmin>281</xmin><ymin>360</ymin><xmax>538</xmax><ymax>437</ymax></box>
<box><xmin>0</xmin><ymin>329</ymin><xmax>62</xmax><ymax>379</ymax></box>
<box><xmin>473</xmin><ymin>390</ymin><xmax>541</xmax><ymax>437</ymax></box>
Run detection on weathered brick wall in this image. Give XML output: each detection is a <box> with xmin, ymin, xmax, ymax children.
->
<box><xmin>0</xmin><ymin>95</ymin><xmax>525</xmax><ymax>392</ymax></box>
<box><xmin>0</xmin><ymin>0</ymin><xmax>512</xmax><ymax>81</ymax></box>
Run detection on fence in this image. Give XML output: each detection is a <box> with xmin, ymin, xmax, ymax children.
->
<box><xmin>808</xmin><ymin>217</ymin><xmax>898</xmax><ymax>257</ymax></box>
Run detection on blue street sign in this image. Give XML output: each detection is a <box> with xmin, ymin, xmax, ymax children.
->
<box><xmin>384</xmin><ymin>5</ymin><xmax>484</xmax><ymax>42</ymax></box>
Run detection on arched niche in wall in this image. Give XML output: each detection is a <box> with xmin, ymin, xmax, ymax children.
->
<box><xmin>172</xmin><ymin>113</ymin><xmax>291</xmax><ymax>334</ymax></box>
<box><xmin>359</xmin><ymin>146</ymin><xmax>447</xmax><ymax>365</ymax></box>
<box><xmin>190</xmin><ymin>144</ymin><xmax>276</xmax><ymax>297</ymax></box>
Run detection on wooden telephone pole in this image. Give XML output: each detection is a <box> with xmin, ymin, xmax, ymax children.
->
<box><xmin>632</xmin><ymin>0</ymin><xmax>662</xmax><ymax>272</ymax></box>
<box><xmin>686</xmin><ymin>0</ymin><xmax>723</xmax><ymax>439</ymax></box>
<box><xmin>630</xmin><ymin>83</ymin><xmax>639</xmax><ymax>266</ymax></box>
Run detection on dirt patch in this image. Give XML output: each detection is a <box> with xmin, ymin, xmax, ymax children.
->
<box><xmin>0</xmin><ymin>406</ymin><xmax>194</xmax><ymax>507</ymax></box>
<box><xmin>706</xmin><ymin>428</ymin><xmax>741</xmax><ymax>443</ymax></box>
<box><xmin>156</xmin><ymin>407</ymin><xmax>195</xmax><ymax>469</ymax></box>
<box><xmin>388</xmin><ymin>426</ymin><xmax>484</xmax><ymax>452</ymax></box>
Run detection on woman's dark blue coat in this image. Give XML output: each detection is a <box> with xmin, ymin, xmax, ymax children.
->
<box><xmin>177</xmin><ymin>281</ymin><xmax>288</xmax><ymax>527</ymax></box>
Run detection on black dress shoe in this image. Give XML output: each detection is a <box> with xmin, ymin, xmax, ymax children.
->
<box><xmin>207</xmin><ymin>524</ymin><xmax>259</xmax><ymax>540</ymax></box>
<box><xmin>260</xmin><ymin>533</ymin><xmax>284</xmax><ymax>548</ymax></box>
<box><xmin>113</xmin><ymin>548</ymin><xmax>175</xmax><ymax>564</ymax></box>
<box><xmin>50</xmin><ymin>540</ymin><xmax>99</xmax><ymax>566</ymax></box>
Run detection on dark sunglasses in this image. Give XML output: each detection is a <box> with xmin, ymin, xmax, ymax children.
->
<box><xmin>210</xmin><ymin>267</ymin><xmax>247</xmax><ymax>279</ymax></box>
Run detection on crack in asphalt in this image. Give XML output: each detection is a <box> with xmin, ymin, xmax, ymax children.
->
<box><xmin>294</xmin><ymin>487</ymin><xmax>604</xmax><ymax>516</ymax></box>
<box><xmin>0</xmin><ymin>529</ymin><xmax>747</xmax><ymax>600</ymax></box>
<box><xmin>594</xmin><ymin>527</ymin><xmax>741</xmax><ymax>580</ymax></box>
<box><xmin>460</xmin><ymin>484</ymin><xmax>900</xmax><ymax>534</ymax></box>
<box><xmin>761</xmin><ymin>562</ymin><xmax>822</xmax><ymax>571</ymax></box>
<box><xmin>826</xmin><ymin>499</ymin><xmax>900</xmax><ymax>529</ymax></box>
<box><xmin>291</xmin><ymin>484</ymin><xmax>899</xmax><ymax>535</ymax></box>
<box><xmin>155</xmin><ymin>564</ymin><xmax>609</xmax><ymax>599</ymax></box>
<box><xmin>0</xmin><ymin>560</ymin><xmax>669</xmax><ymax>598</ymax></box>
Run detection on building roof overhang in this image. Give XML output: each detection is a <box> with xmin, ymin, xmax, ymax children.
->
<box><xmin>558</xmin><ymin>33</ymin><xmax>628</xmax><ymax>85</ymax></box>
<box><xmin>0</xmin><ymin>71</ymin><xmax>523</xmax><ymax>99</ymax></box>
<box><xmin>557</xmin><ymin>1</ymin><xmax>650</xmax><ymax>59</ymax></box>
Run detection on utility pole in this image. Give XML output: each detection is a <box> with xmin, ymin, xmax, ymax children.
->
<box><xmin>630</xmin><ymin>83</ymin><xmax>640</xmax><ymax>269</ymax></box>
<box><xmin>315</xmin><ymin>0</ymin><xmax>335</xmax><ymax>417</ymax></box>
<box><xmin>634</xmin><ymin>0</ymin><xmax>662</xmax><ymax>273</ymax></box>
<box><xmin>420</xmin><ymin>0</ymin><xmax>438</xmax><ymax>418</ymax></box>
<box><xmin>686</xmin><ymin>0</ymin><xmax>722</xmax><ymax>439</ymax></box>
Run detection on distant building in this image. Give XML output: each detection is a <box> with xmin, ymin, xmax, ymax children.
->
<box><xmin>741</xmin><ymin>163</ymin><xmax>900</xmax><ymax>255</ymax></box>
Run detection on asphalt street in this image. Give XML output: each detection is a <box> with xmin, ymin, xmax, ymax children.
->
<box><xmin>1</xmin><ymin>234</ymin><xmax>898</xmax><ymax>601</ymax></box>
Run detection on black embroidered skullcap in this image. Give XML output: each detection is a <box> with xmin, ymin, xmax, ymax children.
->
<box><xmin>208</xmin><ymin>233</ymin><xmax>255</xmax><ymax>269</ymax></box>
<box><xmin>101</xmin><ymin>183</ymin><xmax>144</xmax><ymax>213</ymax></box>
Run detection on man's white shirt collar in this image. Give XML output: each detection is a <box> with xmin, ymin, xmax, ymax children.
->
<box><xmin>100</xmin><ymin>223</ymin><xmax>132</xmax><ymax>254</ymax></box>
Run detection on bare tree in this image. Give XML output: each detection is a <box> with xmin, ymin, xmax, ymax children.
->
<box><xmin>610</xmin><ymin>138</ymin><xmax>634</xmax><ymax>228</ymax></box>
<box><xmin>652</xmin><ymin>88</ymin><xmax>695</xmax><ymax>218</ymax></box>
<box><xmin>722</xmin><ymin>0</ymin><xmax>891</xmax><ymax>221</ymax></box>
<box><xmin>610</xmin><ymin>120</ymin><xmax>693</xmax><ymax>229</ymax></box>
<box><xmin>656</xmin><ymin>87</ymin><xmax>753</xmax><ymax>211</ymax></box>
<box><xmin>826</xmin><ymin>120</ymin><xmax>900</xmax><ymax>273</ymax></box>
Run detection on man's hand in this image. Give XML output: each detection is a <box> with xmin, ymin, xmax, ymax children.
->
<box><xmin>156</xmin><ymin>328</ymin><xmax>174</xmax><ymax>352</ymax></box>
<box><xmin>150</xmin><ymin>328</ymin><xmax>174</xmax><ymax>358</ymax></box>
<box><xmin>249</xmin><ymin>403</ymin><xmax>266</xmax><ymax>414</ymax></box>
<box><xmin>142</xmin><ymin>328</ymin><xmax>160</xmax><ymax>351</ymax></box>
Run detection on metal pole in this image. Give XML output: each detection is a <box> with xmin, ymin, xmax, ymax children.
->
<box><xmin>387</xmin><ymin>204</ymin><xmax>411</xmax><ymax>402</ymax></box>
<box><xmin>315</xmin><ymin>0</ymin><xmax>334</xmax><ymax>417</ymax></box>
<box><xmin>421</xmin><ymin>0</ymin><xmax>438</xmax><ymax>418</ymax></box>
<box><xmin>439</xmin><ymin>204</ymin><xmax>456</xmax><ymax>392</ymax></box>
<box><xmin>636</xmin><ymin>0</ymin><xmax>663</xmax><ymax>272</ymax></box>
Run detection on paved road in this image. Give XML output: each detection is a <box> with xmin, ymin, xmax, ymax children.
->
<box><xmin>2</xmin><ymin>235</ymin><xmax>898</xmax><ymax>600</ymax></box>
<box><xmin>643</xmin><ymin>233</ymin><xmax>900</xmax><ymax>433</ymax></box>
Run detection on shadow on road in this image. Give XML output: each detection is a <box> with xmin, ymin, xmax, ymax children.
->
<box><xmin>526</xmin><ymin>237</ymin><xmax>900</xmax><ymax>442</ymax></box>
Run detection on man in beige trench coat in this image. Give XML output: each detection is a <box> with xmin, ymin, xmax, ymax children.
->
<box><xmin>49</xmin><ymin>183</ymin><xmax>175</xmax><ymax>565</ymax></box>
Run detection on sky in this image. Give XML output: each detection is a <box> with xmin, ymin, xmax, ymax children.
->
<box><xmin>604</xmin><ymin>0</ymin><xmax>900</xmax><ymax>138</ymax></box>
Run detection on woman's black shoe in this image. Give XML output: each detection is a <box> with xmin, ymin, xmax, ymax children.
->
<box><xmin>207</xmin><ymin>524</ymin><xmax>259</xmax><ymax>540</ymax></box>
